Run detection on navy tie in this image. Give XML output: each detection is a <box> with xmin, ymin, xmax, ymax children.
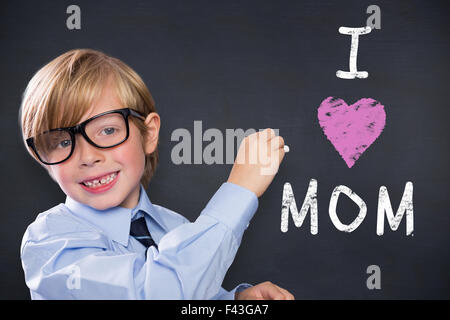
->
<box><xmin>130</xmin><ymin>216</ymin><xmax>158</xmax><ymax>249</ymax></box>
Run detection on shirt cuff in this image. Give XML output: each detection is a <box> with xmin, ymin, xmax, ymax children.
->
<box><xmin>201</xmin><ymin>182</ymin><xmax>258</xmax><ymax>240</ymax></box>
<box><xmin>231</xmin><ymin>283</ymin><xmax>253</xmax><ymax>300</ymax></box>
<box><xmin>215</xmin><ymin>283</ymin><xmax>253</xmax><ymax>300</ymax></box>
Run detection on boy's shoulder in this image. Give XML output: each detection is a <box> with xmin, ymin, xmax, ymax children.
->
<box><xmin>150</xmin><ymin>203</ymin><xmax>191</xmax><ymax>227</ymax></box>
<box><xmin>22</xmin><ymin>203</ymin><xmax>102</xmax><ymax>246</ymax></box>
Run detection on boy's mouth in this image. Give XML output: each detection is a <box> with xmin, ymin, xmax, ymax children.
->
<box><xmin>80</xmin><ymin>171</ymin><xmax>120</xmax><ymax>189</ymax></box>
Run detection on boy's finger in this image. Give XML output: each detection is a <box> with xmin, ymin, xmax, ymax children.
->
<box><xmin>260</xmin><ymin>283</ymin><xmax>285</xmax><ymax>300</ymax></box>
<box><xmin>257</xmin><ymin>128</ymin><xmax>275</xmax><ymax>142</ymax></box>
<box><xmin>274</xmin><ymin>285</ymin><xmax>295</xmax><ymax>300</ymax></box>
<box><xmin>269</xmin><ymin>137</ymin><xmax>286</xmax><ymax>165</ymax></box>
<box><xmin>271</xmin><ymin>288</ymin><xmax>287</xmax><ymax>300</ymax></box>
<box><xmin>269</xmin><ymin>135</ymin><xmax>285</xmax><ymax>150</ymax></box>
<box><xmin>265</xmin><ymin>128</ymin><xmax>276</xmax><ymax>139</ymax></box>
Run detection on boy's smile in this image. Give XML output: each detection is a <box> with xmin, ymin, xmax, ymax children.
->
<box><xmin>47</xmin><ymin>77</ymin><xmax>160</xmax><ymax>210</ymax></box>
<box><xmin>79</xmin><ymin>170</ymin><xmax>120</xmax><ymax>193</ymax></box>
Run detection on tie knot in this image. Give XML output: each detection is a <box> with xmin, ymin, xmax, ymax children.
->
<box><xmin>130</xmin><ymin>217</ymin><xmax>149</xmax><ymax>237</ymax></box>
<box><xmin>130</xmin><ymin>216</ymin><xmax>157</xmax><ymax>249</ymax></box>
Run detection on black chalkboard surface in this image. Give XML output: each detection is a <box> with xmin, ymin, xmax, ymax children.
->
<box><xmin>1</xmin><ymin>0</ymin><xmax>449</xmax><ymax>299</ymax></box>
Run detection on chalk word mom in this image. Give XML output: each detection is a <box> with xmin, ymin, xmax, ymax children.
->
<box><xmin>281</xmin><ymin>179</ymin><xmax>414</xmax><ymax>236</ymax></box>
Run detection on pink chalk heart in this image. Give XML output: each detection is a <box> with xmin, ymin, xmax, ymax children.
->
<box><xmin>317</xmin><ymin>97</ymin><xmax>386</xmax><ymax>168</ymax></box>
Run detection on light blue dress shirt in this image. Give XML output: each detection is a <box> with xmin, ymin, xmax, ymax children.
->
<box><xmin>20</xmin><ymin>182</ymin><xmax>258</xmax><ymax>299</ymax></box>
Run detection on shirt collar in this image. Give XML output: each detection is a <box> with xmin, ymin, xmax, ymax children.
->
<box><xmin>64</xmin><ymin>184</ymin><xmax>163</xmax><ymax>246</ymax></box>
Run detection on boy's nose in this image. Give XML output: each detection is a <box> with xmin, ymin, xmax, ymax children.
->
<box><xmin>76</xmin><ymin>135</ymin><xmax>105</xmax><ymax>167</ymax></box>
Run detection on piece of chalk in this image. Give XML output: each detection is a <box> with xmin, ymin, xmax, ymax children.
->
<box><xmin>284</xmin><ymin>145</ymin><xmax>290</xmax><ymax>153</ymax></box>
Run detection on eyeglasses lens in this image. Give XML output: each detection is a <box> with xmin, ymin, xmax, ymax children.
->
<box><xmin>34</xmin><ymin>113</ymin><xmax>127</xmax><ymax>164</ymax></box>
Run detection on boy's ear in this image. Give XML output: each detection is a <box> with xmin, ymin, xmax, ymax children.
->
<box><xmin>143</xmin><ymin>112</ymin><xmax>161</xmax><ymax>155</ymax></box>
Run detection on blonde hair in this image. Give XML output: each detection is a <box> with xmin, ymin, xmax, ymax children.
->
<box><xmin>19</xmin><ymin>48</ymin><xmax>159</xmax><ymax>188</ymax></box>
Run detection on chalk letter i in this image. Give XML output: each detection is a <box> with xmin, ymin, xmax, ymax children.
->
<box><xmin>336</xmin><ymin>26</ymin><xmax>371</xmax><ymax>79</ymax></box>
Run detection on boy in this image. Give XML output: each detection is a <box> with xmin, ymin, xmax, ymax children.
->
<box><xmin>19</xmin><ymin>49</ymin><xmax>293</xmax><ymax>300</ymax></box>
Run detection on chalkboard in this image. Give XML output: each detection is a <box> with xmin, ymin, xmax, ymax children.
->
<box><xmin>2</xmin><ymin>0</ymin><xmax>449</xmax><ymax>299</ymax></box>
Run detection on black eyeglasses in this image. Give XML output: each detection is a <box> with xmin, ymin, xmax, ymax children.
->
<box><xmin>26</xmin><ymin>108</ymin><xmax>146</xmax><ymax>165</ymax></box>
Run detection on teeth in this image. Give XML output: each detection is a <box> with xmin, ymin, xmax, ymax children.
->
<box><xmin>83</xmin><ymin>172</ymin><xmax>117</xmax><ymax>188</ymax></box>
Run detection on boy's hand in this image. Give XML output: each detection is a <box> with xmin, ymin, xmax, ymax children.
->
<box><xmin>227</xmin><ymin>129</ymin><xmax>285</xmax><ymax>198</ymax></box>
<box><xmin>235</xmin><ymin>281</ymin><xmax>294</xmax><ymax>300</ymax></box>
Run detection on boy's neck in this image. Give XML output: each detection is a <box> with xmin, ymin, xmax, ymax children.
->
<box><xmin>118</xmin><ymin>184</ymin><xmax>142</xmax><ymax>209</ymax></box>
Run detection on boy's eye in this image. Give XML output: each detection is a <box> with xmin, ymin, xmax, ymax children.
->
<box><xmin>101</xmin><ymin>127</ymin><xmax>118</xmax><ymax>135</ymax></box>
<box><xmin>56</xmin><ymin>139</ymin><xmax>72</xmax><ymax>149</ymax></box>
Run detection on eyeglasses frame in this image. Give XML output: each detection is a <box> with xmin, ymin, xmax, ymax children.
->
<box><xmin>26</xmin><ymin>107</ymin><xmax>146</xmax><ymax>165</ymax></box>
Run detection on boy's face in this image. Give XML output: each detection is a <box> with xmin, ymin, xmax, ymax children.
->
<box><xmin>46</xmin><ymin>80</ymin><xmax>159</xmax><ymax>210</ymax></box>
